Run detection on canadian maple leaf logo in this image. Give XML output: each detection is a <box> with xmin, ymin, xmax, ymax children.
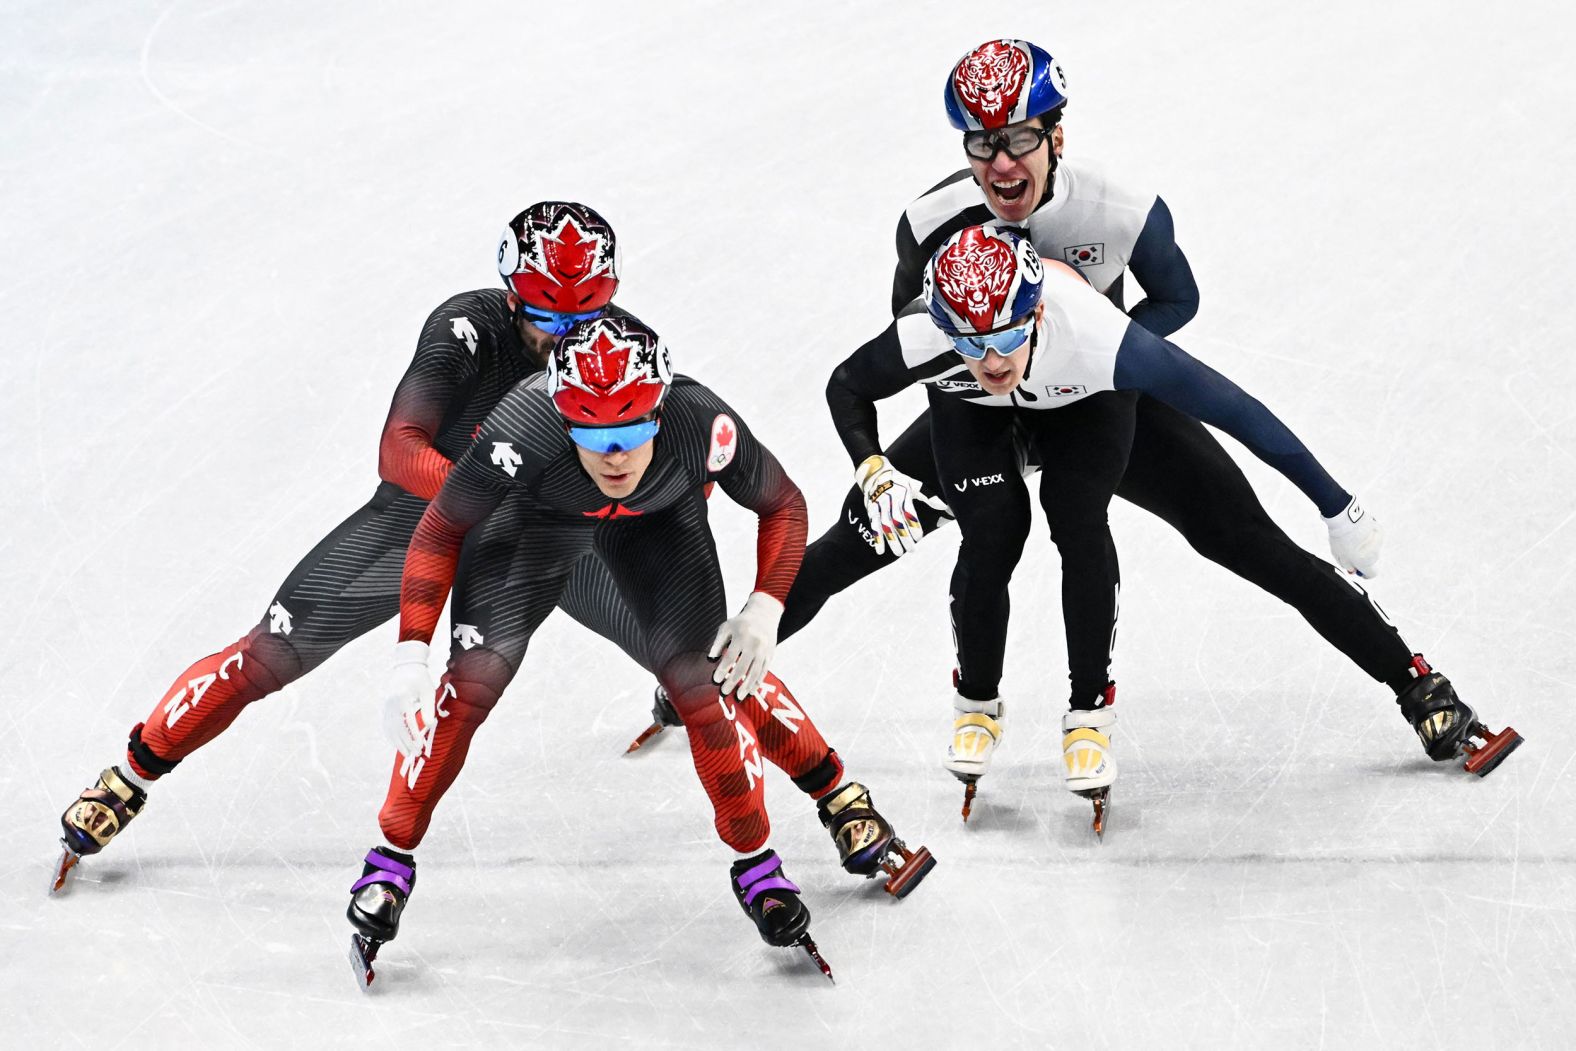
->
<box><xmin>716</xmin><ymin>420</ymin><xmax>734</xmax><ymax>448</ymax></box>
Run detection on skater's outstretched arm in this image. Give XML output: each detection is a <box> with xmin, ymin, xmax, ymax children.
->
<box><xmin>378</xmin><ymin>303</ymin><xmax>484</xmax><ymax>500</ymax></box>
<box><xmin>1113</xmin><ymin>325</ymin><xmax>1349</xmax><ymax>517</ymax></box>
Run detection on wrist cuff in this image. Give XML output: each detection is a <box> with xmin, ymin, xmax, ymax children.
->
<box><xmin>393</xmin><ymin>640</ymin><xmax>430</xmax><ymax>665</ymax></box>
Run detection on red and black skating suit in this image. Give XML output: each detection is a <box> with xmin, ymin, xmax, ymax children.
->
<box><xmin>377</xmin><ymin>375</ymin><xmax>843</xmax><ymax>853</ymax></box>
<box><xmin>126</xmin><ymin>290</ymin><xmax>646</xmax><ymax>781</ymax></box>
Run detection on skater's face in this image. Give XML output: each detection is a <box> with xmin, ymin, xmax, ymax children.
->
<box><xmin>965</xmin><ymin>117</ymin><xmax>1063</xmax><ymax>224</ymax></box>
<box><xmin>514</xmin><ymin>316</ymin><xmax>559</xmax><ymax>367</ymax></box>
<box><xmin>958</xmin><ymin>304</ymin><xmax>1044</xmax><ymax>396</ymax></box>
<box><xmin>574</xmin><ymin>432</ymin><xmax>656</xmax><ymax>498</ymax></box>
<box><xmin>508</xmin><ymin>293</ymin><xmax>598</xmax><ymax>368</ymax></box>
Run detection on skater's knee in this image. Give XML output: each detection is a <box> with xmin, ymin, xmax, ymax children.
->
<box><xmin>238</xmin><ymin>631</ymin><xmax>301</xmax><ymax>695</ymax></box>
<box><xmin>656</xmin><ymin>652</ymin><xmax>726</xmax><ymax>724</ymax></box>
<box><xmin>1043</xmin><ymin>512</ymin><xmax>1111</xmax><ymax>554</ymax></box>
<box><xmin>958</xmin><ymin>524</ymin><xmax>1028</xmax><ymax>586</ymax></box>
<box><xmin>442</xmin><ymin>647</ymin><xmax>514</xmax><ymax>722</ymax></box>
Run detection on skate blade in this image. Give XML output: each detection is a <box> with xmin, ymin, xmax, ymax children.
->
<box><xmin>623</xmin><ymin>722</ymin><xmax>665</xmax><ymax>755</ymax></box>
<box><xmin>1077</xmin><ymin>787</ymin><xmax>1111</xmax><ymax>840</ymax></box>
<box><xmin>1464</xmin><ymin>725</ymin><xmax>1523</xmax><ymax>778</ymax></box>
<box><xmin>349</xmin><ymin>933</ymin><xmax>382</xmax><ymax>991</ymax></box>
<box><xmin>960</xmin><ymin>781</ymin><xmax>978</xmax><ymax>823</ymax></box>
<box><xmin>48</xmin><ymin>845</ymin><xmax>82</xmax><ymax>896</ymax></box>
<box><xmin>795</xmin><ymin>934</ymin><xmax>834</xmax><ymax>984</ymax></box>
<box><xmin>880</xmin><ymin>844</ymin><xmax>937</xmax><ymax>900</ymax></box>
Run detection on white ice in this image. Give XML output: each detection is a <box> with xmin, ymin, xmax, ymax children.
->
<box><xmin>4</xmin><ymin>2</ymin><xmax>1575</xmax><ymax>1048</ymax></box>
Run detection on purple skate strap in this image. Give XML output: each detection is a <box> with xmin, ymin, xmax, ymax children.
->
<box><xmin>351</xmin><ymin>850</ymin><xmax>413</xmax><ymax>895</ymax></box>
<box><xmin>735</xmin><ymin>855</ymin><xmax>781</xmax><ymax>890</ymax></box>
<box><xmin>742</xmin><ymin>876</ymin><xmax>800</xmax><ymax>907</ymax></box>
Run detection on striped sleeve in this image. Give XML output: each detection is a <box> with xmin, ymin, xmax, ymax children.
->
<box><xmin>377</xmin><ymin>308</ymin><xmax>479</xmax><ymax>499</ymax></box>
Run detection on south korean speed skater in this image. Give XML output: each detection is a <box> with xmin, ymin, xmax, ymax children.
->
<box><xmin>628</xmin><ymin>36</ymin><xmax>1197</xmax><ymax>755</ymax></box>
<box><xmin>627</xmin><ymin>38</ymin><xmax>1523</xmax><ymax>832</ymax></box>
<box><xmin>51</xmin><ymin>201</ymin><xmax>656</xmax><ymax>893</ymax></box>
<box><xmin>833</xmin><ymin>222</ymin><xmax>1521</xmax><ymax>835</ymax></box>
<box><xmin>345</xmin><ymin>314</ymin><xmax>934</xmax><ymax>988</ymax></box>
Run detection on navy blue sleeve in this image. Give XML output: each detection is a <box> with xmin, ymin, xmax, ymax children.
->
<box><xmin>1113</xmin><ymin>324</ymin><xmax>1349</xmax><ymax>516</ymax></box>
<box><xmin>1125</xmin><ymin>197</ymin><xmax>1199</xmax><ymax>338</ymax></box>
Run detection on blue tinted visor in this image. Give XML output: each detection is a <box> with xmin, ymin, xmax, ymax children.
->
<box><xmin>949</xmin><ymin>319</ymin><xmax>1033</xmax><ymax>361</ymax></box>
<box><xmin>518</xmin><ymin>303</ymin><xmax>602</xmax><ymax>336</ymax></box>
<box><xmin>567</xmin><ymin>417</ymin><xmax>661</xmax><ymax>454</ymax></box>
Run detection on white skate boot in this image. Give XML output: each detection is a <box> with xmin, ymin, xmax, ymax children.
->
<box><xmin>944</xmin><ymin>693</ymin><xmax>1003</xmax><ymax>822</ymax></box>
<box><xmin>1063</xmin><ymin>706</ymin><xmax>1116</xmax><ymax>839</ymax></box>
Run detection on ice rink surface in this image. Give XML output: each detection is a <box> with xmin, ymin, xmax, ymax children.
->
<box><xmin>4</xmin><ymin>2</ymin><xmax>1575</xmax><ymax>1047</ymax></box>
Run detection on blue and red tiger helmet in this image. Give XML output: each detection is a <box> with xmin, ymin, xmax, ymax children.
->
<box><xmin>548</xmin><ymin>314</ymin><xmax>672</xmax><ymax>426</ymax></box>
<box><xmin>944</xmin><ymin>39</ymin><xmax>1068</xmax><ymax>131</ymax></box>
<box><xmin>923</xmin><ymin>226</ymin><xmax>1045</xmax><ymax>336</ymax></box>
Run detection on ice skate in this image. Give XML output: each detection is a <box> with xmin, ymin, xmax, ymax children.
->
<box><xmin>1396</xmin><ymin>659</ymin><xmax>1522</xmax><ymax>777</ymax></box>
<box><xmin>943</xmin><ymin>693</ymin><xmax>1003</xmax><ymax>821</ymax></box>
<box><xmin>729</xmin><ymin>849</ymin><xmax>832</xmax><ymax>982</ymax></box>
<box><xmin>1063</xmin><ymin>705</ymin><xmax>1117</xmax><ymax>839</ymax></box>
<box><xmin>346</xmin><ymin>847</ymin><xmax>417</xmax><ymax>990</ymax></box>
<box><xmin>51</xmin><ymin>766</ymin><xmax>148</xmax><ymax>894</ymax></box>
<box><xmin>816</xmin><ymin>782</ymin><xmax>936</xmax><ymax>899</ymax></box>
<box><xmin>624</xmin><ymin>685</ymin><xmax>682</xmax><ymax>754</ymax></box>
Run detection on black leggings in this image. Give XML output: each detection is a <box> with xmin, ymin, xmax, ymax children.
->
<box><xmin>784</xmin><ymin>395</ymin><xmax>1412</xmax><ymax>699</ymax></box>
<box><xmin>930</xmin><ymin>389</ymin><xmax>1135</xmax><ymax>707</ymax></box>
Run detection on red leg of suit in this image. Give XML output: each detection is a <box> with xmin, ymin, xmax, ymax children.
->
<box><xmin>668</xmin><ymin>659</ymin><xmax>844</xmax><ymax>853</ymax></box>
<box><xmin>377</xmin><ymin>648</ymin><xmax>507</xmax><ymax>851</ymax></box>
<box><xmin>127</xmin><ymin>627</ymin><xmax>292</xmax><ymax>780</ymax></box>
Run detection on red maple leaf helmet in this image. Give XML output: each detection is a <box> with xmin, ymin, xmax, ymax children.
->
<box><xmin>497</xmin><ymin>201</ymin><xmax>621</xmax><ymax>312</ymax></box>
<box><xmin>548</xmin><ymin>314</ymin><xmax>673</xmax><ymax>425</ymax></box>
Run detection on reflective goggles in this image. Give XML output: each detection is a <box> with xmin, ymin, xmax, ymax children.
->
<box><xmin>949</xmin><ymin>317</ymin><xmax>1034</xmax><ymax>360</ymax></box>
<box><xmin>962</xmin><ymin>124</ymin><xmax>1053</xmax><ymax>162</ymax></box>
<box><xmin>566</xmin><ymin>416</ymin><xmax>660</xmax><ymax>454</ymax></box>
<box><xmin>516</xmin><ymin>302</ymin><xmax>602</xmax><ymax>336</ymax></box>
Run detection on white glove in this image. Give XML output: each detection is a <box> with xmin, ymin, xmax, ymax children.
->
<box><xmin>1324</xmin><ymin>497</ymin><xmax>1383</xmax><ymax>578</ymax></box>
<box><xmin>855</xmin><ymin>454</ymin><xmax>944</xmax><ymax>558</ymax></box>
<box><xmin>709</xmin><ymin>592</ymin><xmax>783</xmax><ymax>700</ymax></box>
<box><xmin>383</xmin><ymin>640</ymin><xmax>437</xmax><ymax>759</ymax></box>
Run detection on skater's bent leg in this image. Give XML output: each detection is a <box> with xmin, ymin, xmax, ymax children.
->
<box><xmin>124</xmin><ymin>485</ymin><xmax>426</xmax><ymax>781</ymax></box>
<box><xmin>1029</xmin><ymin>392</ymin><xmax>1136</xmax><ymax>707</ymax></box>
<box><xmin>1118</xmin><ymin>397</ymin><xmax>1413</xmax><ymax>685</ymax></box>
<box><xmin>746</xmin><ymin>673</ymin><xmax>843</xmax><ymax>797</ymax></box>
<box><xmin>928</xmin><ymin>392</ymin><xmax>1032</xmax><ymax>700</ymax></box>
<box><xmin>128</xmin><ymin>626</ymin><xmax>298</xmax><ymax>780</ymax></box>
<box><xmin>378</xmin><ymin>508</ymin><xmax>584</xmax><ymax>850</ymax></box>
<box><xmin>661</xmin><ymin>651</ymin><xmax>771</xmax><ymax>854</ymax></box>
<box><xmin>377</xmin><ymin>646</ymin><xmax>512</xmax><ymax>851</ymax></box>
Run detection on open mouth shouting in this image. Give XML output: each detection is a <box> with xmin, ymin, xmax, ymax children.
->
<box><xmin>991</xmin><ymin>178</ymin><xmax>1028</xmax><ymax>203</ymax></box>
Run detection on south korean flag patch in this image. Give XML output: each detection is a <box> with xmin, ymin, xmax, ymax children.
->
<box><xmin>1063</xmin><ymin>243</ymin><xmax>1104</xmax><ymax>268</ymax></box>
<box><xmin>707</xmin><ymin>414</ymin><xmax>738</xmax><ymax>473</ymax></box>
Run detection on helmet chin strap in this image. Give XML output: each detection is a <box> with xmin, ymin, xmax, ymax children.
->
<box><xmin>1037</xmin><ymin>150</ymin><xmax>1060</xmax><ymax>211</ymax></box>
